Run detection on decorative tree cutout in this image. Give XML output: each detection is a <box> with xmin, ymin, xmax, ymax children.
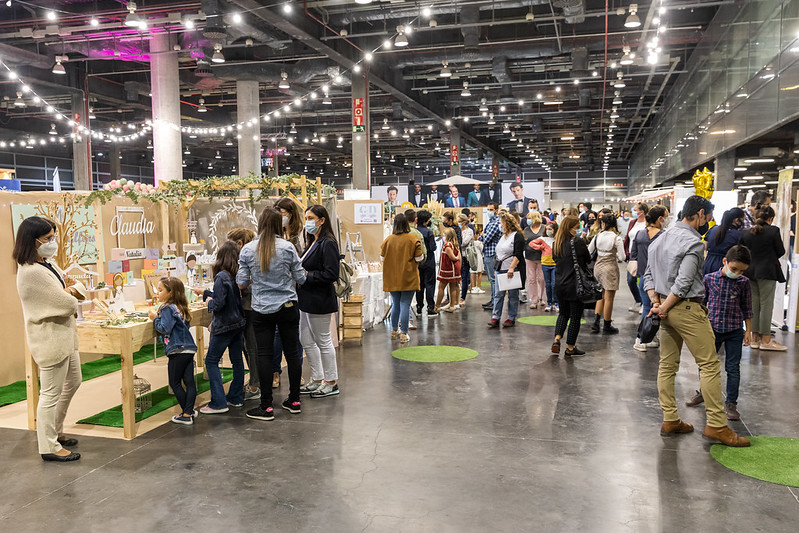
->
<box><xmin>29</xmin><ymin>194</ymin><xmax>97</xmax><ymax>269</ymax></box>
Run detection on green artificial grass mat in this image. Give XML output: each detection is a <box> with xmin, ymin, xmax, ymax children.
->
<box><xmin>518</xmin><ymin>316</ymin><xmax>586</xmax><ymax>326</ymax></box>
<box><xmin>0</xmin><ymin>343</ymin><xmax>163</xmax><ymax>408</ymax></box>
<box><xmin>392</xmin><ymin>346</ymin><xmax>478</xmax><ymax>363</ymax></box>
<box><xmin>77</xmin><ymin>368</ymin><xmax>235</xmax><ymax>427</ymax></box>
<box><xmin>710</xmin><ymin>436</ymin><xmax>799</xmax><ymax>487</ymax></box>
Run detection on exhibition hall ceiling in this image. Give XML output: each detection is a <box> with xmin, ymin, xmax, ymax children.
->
<box><xmin>0</xmin><ymin>0</ymin><xmax>721</xmax><ymax>184</ymax></box>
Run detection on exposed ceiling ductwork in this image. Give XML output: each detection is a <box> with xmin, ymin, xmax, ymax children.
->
<box><xmin>461</xmin><ymin>5</ymin><xmax>481</xmax><ymax>58</ymax></box>
<box><xmin>554</xmin><ymin>0</ymin><xmax>586</xmax><ymax>25</ymax></box>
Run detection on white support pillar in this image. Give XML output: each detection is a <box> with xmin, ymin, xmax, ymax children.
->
<box><xmin>237</xmin><ymin>80</ymin><xmax>261</xmax><ymax>177</ymax></box>
<box><xmin>149</xmin><ymin>33</ymin><xmax>182</xmax><ymax>184</ymax></box>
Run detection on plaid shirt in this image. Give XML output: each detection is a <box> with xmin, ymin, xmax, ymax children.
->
<box><xmin>703</xmin><ymin>269</ymin><xmax>752</xmax><ymax>333</ymax></box>
<box><xmin>480</xmin><ymin>216</ymin><xmax>502</xmax><ymax>257</ymax></box>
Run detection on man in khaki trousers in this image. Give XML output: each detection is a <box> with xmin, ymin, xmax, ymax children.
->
<box><xmin>642</xmin><ymin>195</ymin><xmax>749</xmax><ymax>447</ymax></box>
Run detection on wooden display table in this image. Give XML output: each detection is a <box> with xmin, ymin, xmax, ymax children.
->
<box><xmin>340</xmin><ymin>294</ymin><xmax>365</xmax><ymax>345</ymax></box>
<box><xmin>24</xmin><ymin>304</ymin><xmax>211</xmax><ymax>439</ymax></box>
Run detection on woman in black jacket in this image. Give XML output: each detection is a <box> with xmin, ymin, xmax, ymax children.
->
<box><xmin>297</xmin><ymin>205</ymin><xmax>342</xmax><ymax>397</ymax></box>
<box><xmin>489</xmin><ymin>211</ymin><xmax>526</xmax><ymax>328</ymax></box>
<box><xmin>551</xmin><ymin>216</ymin><xmax>589</xmax><ymax>357</ymax></box>
<box><xmin>740</xmin><ymin>206</ymin><xmax>787</xmax><ymax>351</ymax></box>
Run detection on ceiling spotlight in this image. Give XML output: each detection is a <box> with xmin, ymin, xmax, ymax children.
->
<box><xmin>283</xmin><ymin>3</ymin><xmax>292</xmax><ymax>14</ymax></box>
<box><xmin>215</xmin><ymin>150</ymin><xmax>221</xmax><ymax>159</ymax></box>
<box><xmin>614</xmin><ymin>72</ymin><xmax>626</xmax><ymax>88</ymax></box>
<box><xmin>439</xmin><ymin>60</ymin><xmax>452</xmax><ymax>78</ymax></box>
<box><xmin>49</xmin><ymin>123</ymin><xmax>57</xmax><ymax>135</ymax></box>
<box><xmin>322</xmin><ymin>92</ymin><xmax>332</xmax><ymax>105</ymax></box>
<box><xmin>555</xmin><ymin>86</ymin><xmax>561</xmax><ymax>93</ymax></box>
<box><xmin>184</xmin><ymin>18</ymin><xmax>195</xmax><ymax>29</ymax></box>
<box><xmin>90</xmin><ymin>17</ymin><xmax>99</xmax><ymax>27</ymax></box>
<box><xmin>625</xmin><ymin>3</ymin><xmax>642</xmax><ymax>28</ymax></box>
<box><xmin>289</xmin><ymin>123</ymin><xmax>297</xmax><ymax>134</ymax></box>
<box><xmin>525</xmin><ymin>10</ymin><xmax>535</xmax><ymax>22</ymax></box>
<box><xmin>14</xmin><ymin>92</ymin><xmax>25</xmax><ymax>107</ymax></box>
<box><xmin>232</xmin><ymin>13</ymin><xmax>243</xmax><ymax>24</ymax></box>
<box><xmin>620</xmin><ymin>46</ymin><xmax>634</xmax><ymax>65</ymax></box>
<box><xmin>364</xmin><ymin>52</ymin><xmax>373</xmax><ymax>62</ymax></box>
<box><xmin>88</xmin><ymin>107</ymin><xmax>96</xmax><ymax>119</ymax></box>
<box><xmin>353</xmin><ymin>65</ymin><xmax>362</xmax><ymax>73</ymax></box>
<box><xmin>383</xmin><ymin>39</ymin><xmax>392</xmax><ymax>50</ymax></box>
<box><xmin>422</xmin><ymin>6</ymin><xmax>432</xmax><ymax>18</ymax></box>
<box><xmin>52</xmin><ymin>56</ymin><xmax>66</xmax><ymax>75</ymax></box>
<box><xmin>211</xmin><ymin>44</ymin><xmax>225</xmax><ymax>63</ymax></box>
<box><xmin>395</xmin><ymin>27</ymin><xmax>409</xmax><ymax>47</ymax></box>
<box><xmin>354</xmin><ymin>0</ymin><xmax>373</xmax><ymax>4</ymax></box>
<box><xmin>610</xmin><ymin>107</ymin><xmax>619</xmax><ymax>119</ymax></box>
<box><xmin>197</xmin><ymin>98</ymin><xmax>207</xmax><ymax>112</ymax></box>
<box><xmin>461</xmin><ymin>82</ymin><xmax>471</xmax><ymax>97</ymax></box>
<box><xmin>502</xmin><ymin>123</ymin><xmax>511</xmax><ymax>134</ymax></box>
<box><xmin>592</xmin><ymin>71</ymin><xmax>599</xmax><ymax>77</ymax></box>
<box><xmin>479</xmin><ymin>98</ymin><xmax>488</xmax><ymax>112</ymax></box>
<box><xmin>46</xmin><ymin>10</ymin><xmax>56</xmax><ymax>21</ymax></box>
<box><xmin>125</xmin><ymin>2</ymin><xmax>141</xmax><ymax>27</ymax></box>
<box><xmin>279</xmin><ymin>71</ymin><xmax>290</xmax><ymax>89</ymax></box>
<box><xmin>573</xmin><ymin>79</ymin><xmax>580</xmax><ymax>85</ymax></box>
<box><xmin>487</xmin><ymin>113</ymin><xmax>496</xmax><ymax>125</ymax></box>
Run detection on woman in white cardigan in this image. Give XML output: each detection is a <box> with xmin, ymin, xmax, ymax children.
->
<box><xmin>14</xmin><ymin>216</ymin><xmax>84</xmax><ymax>462</ymax></box>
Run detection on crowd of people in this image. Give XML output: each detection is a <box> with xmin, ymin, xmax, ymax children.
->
<box><xmin>15</xmin><ymin>189</ymin><xmax>789</xmax><ymax>462</ymax></box>
<box><xmin>380</xmin><ymin>191</ymin><xmax>789</xmax><ymax>447</ymax></box>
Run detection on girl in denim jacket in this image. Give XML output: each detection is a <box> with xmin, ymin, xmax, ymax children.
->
<box><xmin>150</xmin><ymin>277</ymin><xmax>198</xmax><ymax>425</ymax></box>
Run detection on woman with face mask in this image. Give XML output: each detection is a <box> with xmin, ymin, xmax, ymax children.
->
<box><xmin>297</xmin><ymin>205</ymin><xmax>341</xmax><ymax>397</ymax></box>
<box><xmin>523</xmin><ymin>211</ymin><xmax>546</xmax><ymax>309</ymax></box>
<box><xmin>631</xmin><ymin>206</ymin><xmax>669</xmax><ymax>351</ymax></box>
<box><xmin>14</xmin><ymin>216</ymin><xmax>86</xmax><ymax>462</ymax></box>
<box><xmin>703</xmin><ymin>207</ymin><xmax>745</xmax><ymax>276</ymax></box>
<box><xmin>530</xmin><ymin>222</ymin><xmax>559</xmax><ymax>312</ymax></box>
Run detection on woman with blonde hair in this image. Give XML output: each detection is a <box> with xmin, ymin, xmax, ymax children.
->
<box><xmin>551</xmin><ymin>216</ymin><xmax>590</xmax><ymax>357</ymax></box>
<box><xmin>523</xmin><ymin>210</ymin><xmax>546</xmax><ymax>309</ymax></box>
<box><xmin>489</xmin><ymin>211</ymin><xmax>526</xmax><ymax>328</ymax></box>
<box><xmin>436</xmin><ymin>226</ymin><xmax>462</xmax><ymax>312</ymax></box>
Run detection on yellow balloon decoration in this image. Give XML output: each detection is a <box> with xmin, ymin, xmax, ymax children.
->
<box><xmin>401</xmin><ymin>202</ymin><xmax>414</xmax><ymax>209</ymax></box>
<box><xmin>692</xmin><ymin>167</ymin><xmax>714</xmax><ymax>199</ymax></box>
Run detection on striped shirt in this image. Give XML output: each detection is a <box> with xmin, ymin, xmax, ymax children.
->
<box><xmin>703</xmin><ymin>269</ymin><xmax>753</xmax><ymax>333</ymax></box>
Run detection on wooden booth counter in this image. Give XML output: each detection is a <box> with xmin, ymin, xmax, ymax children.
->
<box><xmin>24</xmin><ymin>304</ymin><xmax>211</xmax><ymax>440</ymax></box>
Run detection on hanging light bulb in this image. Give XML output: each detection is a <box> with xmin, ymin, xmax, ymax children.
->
<box><xmin>395</xmin><ymin>26</ymin><xmax>409</xmax><ymax>47</ymax></box>
<box><xmin>479</xmin><ymin>98</ymin><xmax>488</xmax><ymax>112</ymax></box>
<box><xmin>439</xmin><ymin>60</ymin><xmax>452</xmax><ymax>78</ymax></box>
<box><xmin>312</xmin><ymin>132</ymin><xmax>319</xmax><ymax>143</ymax></box>
<box><xmin>625</xmin><ymin>4</ymin><xmax>641</xmax><ymax>28</ymax></box>
<box><xmin>215</xmin><ymin>150</ymin><xmax>222</xmax><ymax>159</ymax></box>
<box><xmin>612</xmin><ymin>92</ymin><xmax>623</xmax><ymax>105</ymax></box>
<box><xmin>125</xmin><ymin>2</ymin><xmax>141</xmax><ymax>27</ymax></box>
<box><xmin>279</xmin><ymin>71</ymin><xmax>290</xmax><ymax>89</ymax></box>
<box><xmin>487</xmin><ymin>113</ymin><xmax>496</xmax><ymax>125</ymax></box>
<box><xmin>289</xmin><ymin>123</ymin><xmax>297</xmax><ymax>134</ymax></box>
<box><xmin>52</xmin><ymin>56</ymin><xmax>66</xmax><ymax>75</ymax></box>
<box><xmin>49</xmin><ymin>123</ymin><xmax>57</xmax><ymax>135</ymax></box>
<box><xmin>382</xmin><ymin>118</ymin><xmax>390</xmax><ymax>130</ymax></box>
<box><xmin>620</xmin><ymin>46</ymin><xmax>634</xmax><ymax>66</ymax></box>
<box><xmin>197</xmin><ymin>98</ymin><xmax>207</xmax><ymax>112</ymax></box>
<box><xmin>610</xmin><ymin>107</ymin><xmax>619</xmax><ymax>119</ymax></box>
<box><xmin>461</xmin><ymin>82</ymin><xmax>471</xmax><ymax>97</ymax></box>
<box><xmin>502</xmin><ymin>123</ymin><xmax>511</xmax><ymax>134</ymax></box>
<box><xmin>211</xmin><ymin>44</ymin><xmax>225</xmax><ymax>63</ymax></box>
<box><xmin>402</xmin><ymin>128</ymin><xmax>410</xmax><ymax>139</ymax></box>
<box><xmin>614</xmin><ymin>73</ymin><xmax>626</xmax><ymax>88</ymax></box>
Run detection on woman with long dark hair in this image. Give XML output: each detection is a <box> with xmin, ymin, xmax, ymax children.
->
<box><xmin>631</xmin><ymin>206</ymin><xmax>668</xmax><ymax>351</ymax></box>
<box><xmin>14</xmin><ymin>216</ymin><xmax>84</xmax><ymax>461</ymax></box>
<box><xmin>297</xmin><ymin>205</ymin><xmax>341</xmax><ymax>398</ymax></box>
<box><xmin>551</xmin><ymin>216</ymin><xmax>590</xmax><ymax>357</ymax></box>
<box><xmin>227</xmin><ymin>228</ymin><xmax>260</xmax><ymax>400</ymax></box>
<box><xmin>381</xmin><ymin>213</ymin><xmax>424</xmax><ymax>343</ymax></box>
<box><xmin>588</xmin><ymin>213</ymin><xmax>625</xmax><ymax>334</ymax></box>
<box><xmin>703</xmin><ymin>207</ymin><xmax>745</xmax><ymax>275</ymax></box>
<box><xmin>238</xmin><ymin>207</ymin><xmax>307</xmax><ymax>421</ymax></box>
<box><xmin>740</xmin><ymin>206</ymin><xmax>787</xmax><ymax>351</ymax></box>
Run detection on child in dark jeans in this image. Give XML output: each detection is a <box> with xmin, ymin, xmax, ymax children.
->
<box><xmin>151</xmin><ymin>277</ymin><xmax>198</xmax><ymax>425</ymax></box>
<box><xmin>687</xmin><ymin>245</ymin><xmax>752</xmax><ymax>421</ymax></box>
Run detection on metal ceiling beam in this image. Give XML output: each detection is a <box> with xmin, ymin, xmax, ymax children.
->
<box><xmin>226</xmin><ymin>0</ymin><xmax>516</xmax><ymax>165</ymax></box>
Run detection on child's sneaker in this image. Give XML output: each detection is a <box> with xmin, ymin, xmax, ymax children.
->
<box><xmin>246</xmin><ymin>406</ymin><xmax>274</xmax><ymax>421</ymax></box>
<box><xmin>171</xmin><ymin>414</ymin><xmax>193</xmax><ymax>425</ymax></box>
<box><xmin>281</xmin><ymin>398</ymin><xmax>302</xmax><ymax>414</ymax></box>
<box><xmin>200</xmin><ymin>405</ymin><xmax>229</xmax><ymax>414</ymax></box>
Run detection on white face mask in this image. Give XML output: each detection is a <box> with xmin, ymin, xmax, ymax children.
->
<box><xmin>37</xmin><ymin>239</ymin><xmax>58</xmax><ymax>258</ymax></box>
<box><xmin>281</xmin><ymin>215</ymin><xmax>290</xmax><ymax>228</ymax></box>
<box><xmin>724</xmin><ymin>267</ymin><xmax>742</xmax><ymax>280</ymax></box>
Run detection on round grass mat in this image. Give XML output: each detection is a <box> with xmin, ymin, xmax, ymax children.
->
<box><xmin>710</xmin><ymin>436</ymin><xmax>799</xmax><ymax>487</ymax></box>
<box><xmin>392</xmin><ymin>346</ymin><xmax>478</xmax><ymax>363</ymax></box>
<box><xmin>518</xmin><ymin>316</ymin><xmax>586</xmax><ymax>326</ymax></box>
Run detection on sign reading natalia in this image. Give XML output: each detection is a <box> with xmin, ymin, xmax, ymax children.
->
<box><xmin>353</xmin><ymin>97</ymin><xmax>365</xmax><ymax>133</ymax></box>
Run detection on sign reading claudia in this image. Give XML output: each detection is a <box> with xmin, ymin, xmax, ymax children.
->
<box><xmin>111</xmin><ymin>206</ymin><xmax>155</xmax><ymax>248</ymax></box>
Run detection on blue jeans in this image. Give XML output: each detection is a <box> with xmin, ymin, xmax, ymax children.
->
<box><xmin>714</xmin><ymin>328</ymin><xmax>744</xmax><ymax>404</ymax></box>
<box><xmin>542</xmin><ymin>265</ymin><xmax>558</xmax><ymax>306</ymax></box>
<box><xmin>493</xmin><ymin>286</ymin><xmax>520</xmax><ymax>321</ymax></box>
<box><xmin>460</xmin><ymin>257</ymin><xmax>471</xmax><ymax>300</ymax></box>
<box><xmin>638</xmin><ymin>277</ymin><xmax>651</xmax><ymax>317</ymax></box>
<box><xmin>205</xmin><ymin>328</ymin><xmax>245</xmax><ymax>408</ymax></box>
<box><xmin>627</xmin><ymin>272</ymin><xmax>641</xmax><ymax>304</ymax></box>
<box><xmin>484</xmin><ymin>253</ymin><xmax>497</xmax><ymax>306</ymax></box>
<box><xmin>390</xmin><ymin>290</ymin><xmax>415</xmax><ymax>334</ymax></box>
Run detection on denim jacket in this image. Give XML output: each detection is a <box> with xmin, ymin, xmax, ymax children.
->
<box><xmin>153</xmin><ymin>304</ymin><xmax>198</xmax><ymax>355</ymax></box>
<box><xmin>203</xmin><ymin>270</ymin><xmax>246</xmax><ymax>335</ymax></box>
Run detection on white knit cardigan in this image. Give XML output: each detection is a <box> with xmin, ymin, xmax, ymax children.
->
<box><xmin>16</xmin><ymin>261</ymin><xmax>79</xmax><ymax>368</ymax></box>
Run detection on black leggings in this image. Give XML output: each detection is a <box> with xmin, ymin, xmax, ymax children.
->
<box><xmin>252</xmin><ymin>304</ymin><xmax>302</xmax><ymax>407</ymax></box>
<box><xmin>555</xmin><ymin>299</ymin><xmax>584</xmax><ymax>346</ymax></box>
<box><xmin>167</xmin><ymin>352</ymin><xmax>197</xmax><ymax>415</ymax></box>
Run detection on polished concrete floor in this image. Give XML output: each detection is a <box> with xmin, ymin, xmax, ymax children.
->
<box><xmin>2</xmin><ymin>287</ymin><xmax>799</xmax><ymax>532</ymax></box>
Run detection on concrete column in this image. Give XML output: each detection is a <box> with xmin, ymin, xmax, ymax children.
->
<box><xmin>714</xmin><ymin>150</ymin><xmax>736</xmax><ymax>191</ymax></box>
<box><xmin>71</xmin><ymin>92</ymin><xmax>91</xmax><ymax>190</ymax></box>
<box><xmin>110</xmin><ymin>144</ymin><xmax>121</xmax><ymax>182</ymax></box>
<box><xmin>236</xmin><ymin>80</ymin><xmax>261</xmax><ymax>177</ymax></box>
<box><xmin>450</xmin><ymin>128</ymin><xmax>461</xmax><ymax>177</ymax></box>
<box><xmin>351</xmin><ymin>72</ymin><xmax>370</xmax><ymax>190</ymax></box>
<box><xmin>149</xmin><ymin>33</ymin><xmax>182</xmax><ymax>185</ymax></box>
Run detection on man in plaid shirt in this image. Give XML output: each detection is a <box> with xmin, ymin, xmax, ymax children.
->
<box><xmin>687</xmin><ymin>245</ymin><xmax>753</xmax><ymax>421</ymax></box>
<box><xmin>479</xmin><ymin>201</ymin><xmax>501</xmax><ymax>311</ymax></box>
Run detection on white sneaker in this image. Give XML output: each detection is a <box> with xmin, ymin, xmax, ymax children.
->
<box><xmin>628</xmin><ymin>302</ymin><xmax>642</xmax><ymax>313</ymax></box>
<box><xmin>633</xmin><ymin>342</ymin><xmax>648</xmax><ymax>352</ymax></box>
<box><xmin>408</xmin><ymin>321</ymin><xmax>417</xmax><ymax>330</ymax></box>
<box><xmin>646</xmin><ymin>339</ymin><xmax>659</xmax><ymax>348</ymax></box>
<box><xmin>552</xmin><ymin>305</ymin><xmax>559</xmax><ymax>313</ymax></box>
<box><xmin>544</xmin><ymin>305</ymin><xmax>552</xmax><ymax>312</ymax></box>
<box><xmin>476</xmin><ymin>288</ymin><xmax>486</xmax><ymax>294</ymax></box>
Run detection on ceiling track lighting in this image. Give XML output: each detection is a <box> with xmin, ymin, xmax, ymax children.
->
<box><xmin>625</xmin><ymin>3</ymin><xmax>641</xmax><ymax>28</ymax></box>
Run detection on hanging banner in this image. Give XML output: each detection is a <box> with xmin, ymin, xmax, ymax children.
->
<box><xmin>352</xmin><ymin>97</ymin><xmax>365</xmax><ymax>133</ymax></box>
<box><xmin>451</xmin><ymin>145</ymin><xmax>459</xmax><ymax>166</ymax></box>
<box><xmin>773</xmin><ymin>167</ymin><xmax>793</xmax><ymax>329</ymax></box>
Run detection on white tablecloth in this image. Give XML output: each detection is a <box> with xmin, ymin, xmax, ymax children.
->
<box><xmin>351</xmin><ymin>271</ymin><xmax>386</xmax><ymax>330</ymax></box>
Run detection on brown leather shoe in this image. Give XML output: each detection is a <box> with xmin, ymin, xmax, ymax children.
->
<box><xmin>685</xmin><ymin>390</ymin><xmax>704</xmax><ymax>407</ymax></box>
<box><xmin>725</xmin><ymin>402</ymin><xmax>741</xmax><ymax>421</ymax></box>
<box><xmin>703</xmin><ymin>425</ymin><xmax>750</xmax><ymax>447</ymax></box>
<box><xmin>660</xmin><ymin>419</ymin><xmax>694</xmax><ymax>436</ymax></box>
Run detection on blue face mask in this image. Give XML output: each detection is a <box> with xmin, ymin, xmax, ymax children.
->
<box><xmin>305</xmin><ymin>220</ymin><xmax>319</xmax><ymax>235</ymax></box>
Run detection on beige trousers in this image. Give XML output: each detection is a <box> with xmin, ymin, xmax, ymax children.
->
<box><xmin>37</xmin><ymin>350</ymin><xmax>82</xmax><ymax>454</ymax></box>
<box><xmin>658</xmin><ymin>302</ymin><xmax>727</xmax><ymax>428</ymax></box>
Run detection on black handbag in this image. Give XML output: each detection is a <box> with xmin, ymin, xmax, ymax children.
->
<box><xmin>570</xmin><ymin>238</ymin><xmax>603</xmax><ymax>303</ymax></box>
<box><xmin>639</xmin><ymin>315</ymin><xmax>661</xmax><ymax>344</ymax></box>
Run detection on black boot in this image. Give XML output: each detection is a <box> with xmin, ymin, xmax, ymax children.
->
<box><xmin>591</xmin><ymin>314</ymin><xmax>601</xmax><ymax>333</ymax></box>
<box><xmin>603</xmin><ymin>320</ymin><xmax>619</xmax><ymax>334</ymax></box>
